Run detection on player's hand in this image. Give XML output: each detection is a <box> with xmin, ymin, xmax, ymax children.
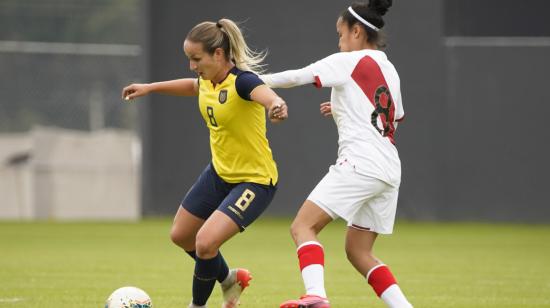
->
<box><xmin>122</xmin><ymin>83</ymin><xmax>151</xmax><ymax>101</ymax></box>
<box><xmin>268</xmin><ymin>98</ymin><xmax>288</xmax><ymax>123</ymax></box>
<box><xmin>320</xmin><ymin>101</ymin><xmax>332</xmax><ymax>117</ymax></box>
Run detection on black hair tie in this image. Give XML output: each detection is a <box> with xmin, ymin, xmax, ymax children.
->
<box><xmin>216</xmin><ymin>21</ymin><xmax>223</xmax><ymax>28</ymax></box>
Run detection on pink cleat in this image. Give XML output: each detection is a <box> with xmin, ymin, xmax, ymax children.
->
<box><xmin>221</xmin><ymin>268</ymin><xmax>252</xmax><ymax>308</ymax></box>
<box><xmin>280</xmin><ymin>295</ymin><xmax>330</xmax><ymax>308</ymax></box>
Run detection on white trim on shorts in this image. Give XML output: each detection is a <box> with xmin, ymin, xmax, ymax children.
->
<box><xmin>306</xmin><ymin>160</ymin><xmax>399</xmax><ymax>234</ymax></box>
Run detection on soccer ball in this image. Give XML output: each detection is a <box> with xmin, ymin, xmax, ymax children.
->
<box><xmin>105</xmin><ymin>286</ymin><xmax>153</xmax><ymax>308</ymax></box>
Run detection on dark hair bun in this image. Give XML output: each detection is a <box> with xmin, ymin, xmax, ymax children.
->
<box><xmin>368</xmin><ymin>0</ymin><xmax>392</xmax><ymax>16</ymax></box>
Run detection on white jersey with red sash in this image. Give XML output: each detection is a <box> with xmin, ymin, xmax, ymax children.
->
<box><xmin>310</xmin><ymin>50</ymin><xmax>403</xmax><ymax>187</ymax></box>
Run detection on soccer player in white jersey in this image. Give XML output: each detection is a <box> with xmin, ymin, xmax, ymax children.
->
<box><xmin>261</xmin><ymin>1</ymin><xmax>412</xmax><ymax>307</ymax></box>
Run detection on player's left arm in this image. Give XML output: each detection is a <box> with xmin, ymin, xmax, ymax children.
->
<box><xmin>250</xmin><ymin>85</ymin><xmax>288</xmax><ymax>123</ymax></box>
<box><xmin>320</xmin><ymin>101</ymin><xmax>332</xmax><ymax>117</ymax></box>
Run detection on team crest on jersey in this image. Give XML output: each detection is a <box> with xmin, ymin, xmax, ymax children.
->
<box><xmin>218</xmin><ymin>90</ymin><xmax>228</xmax><ymax>104</ymax></box>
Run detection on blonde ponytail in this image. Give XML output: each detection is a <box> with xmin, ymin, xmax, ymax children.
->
<box><xmin>217</xmin><ymin>19</ymin><xmax>267</xmax><ymax>75</ymax></box>
<box><xmin>186</xmin><ymin>18</ymin><xmax>267</xmax><ymax>75</ymax></box>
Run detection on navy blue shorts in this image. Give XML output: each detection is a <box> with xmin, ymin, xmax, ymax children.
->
<box><xmin>181</xmin><ymin>163</ymin><xmax>277</xmax><ymax>231</ymax></box>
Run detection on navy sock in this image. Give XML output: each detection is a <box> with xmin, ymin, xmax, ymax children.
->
<box><xmin>192</xmin><ymin>254</ymin><xmax>221</xmax><ymax>306</ymax></box>
<box><xmin>185</xmin><ymin>250</ymin><xmax>196</xmax><ymax>259</ymax></box>
<box><xmin>217</xmin><ymin>253</ymin><xmax>229</xmax><ymax>284</ymax></box>
<box><xmin>186</xmin><ymin>250</ymin><xmax>229</xmax><ymax>283</ymax></box>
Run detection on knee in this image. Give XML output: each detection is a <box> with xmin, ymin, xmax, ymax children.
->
<box><xmin>194</xmin><ymin>231</ymin><xmax>219</xmax><ymax>259</ymax></box>
<box><xmin>289</xmin><ymin>220</ymin><xmax>303</xmax><ymax>242</ymax></box>
<box><xmin>169</xmin><ymin>227</ymin><xmax>182</xmax><ymax>246</ymax></box>
<box><xmin>170</xmin><ymin>226</ymin><xmax>192</xmax><ymax>250</ymax></box>
<box><xmin>290</xmin><ymin>219</ymin><xmax>320</xmax><ymax>244</ymax></box>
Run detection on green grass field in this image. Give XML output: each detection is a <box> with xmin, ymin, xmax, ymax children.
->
<box><xmin>1</xmin><ymin>218</ymin><xmax>549</xmax><ymax>307</ymax></box>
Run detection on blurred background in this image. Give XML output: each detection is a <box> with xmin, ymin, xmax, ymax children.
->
<box><xmin>1</xmin><ymin>0</ymin><xmax>549</xmax><ymax>223</ymax></box>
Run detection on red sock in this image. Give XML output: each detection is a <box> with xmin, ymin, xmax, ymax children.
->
<box><xmin>298</xmin><ymin>241</ymin><xmax>324</xmax><ymax>270</ymax></box>
<box><xmin>367</xmin><ymin>264</ymin><xmax>397</xmax><ymax>297</ymax></box>
<box><xmin>297</xmin><ymin>241</ymin><xmax>326</xmax><ymax>298</ymax></box>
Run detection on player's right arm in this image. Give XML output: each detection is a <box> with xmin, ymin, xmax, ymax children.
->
<box><xmin>260</xmin><ymin>52</ymin><xmax>349</xmax><ymax>89</ymax></box>
<box><xmin>122</xmin><ymin>78</ymin><xmax>198</xmax><ymax>100</ymax></box>
<box><xmin>260</xmin><ymin>67</ymin><xmax>315</xmax><ymax>88</ymax></box>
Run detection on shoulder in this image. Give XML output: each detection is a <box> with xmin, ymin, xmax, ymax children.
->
<box><xmin>309</xmin><ymin>52</ymin><xmax>361</xmax><ymax>83</ymax></box>
<box><xmin>323</xmin><ymin>50</ymin><xmax>385</xmax><ymax>62</ymax></box>
<box><xmin>311</xmin><ymin>52</ymin><xmax>366</xmax><ymax>71</ymax></box>
<box><xmin>232</xmin><ymin>67</ymin><xmax>264</xmax><ymax>101</ymax></box>
<box><xmin>320</xmin><ymin>51</ymin><xmax>358</xmax><ymax>63</ymax></box>
<box><xmin>313</xmin><ymin>52</ymin><xmax>346</xmax><ymax>65</ymax></box>
<box><xmin>232</xmin><ymin>67</ymin><xmax>262</xmax><ymax>83</ymax></box>
<box><xmin>364</xmin><ymin>50</ymin><xmax>389</xmax><ymax>61</ymax></box>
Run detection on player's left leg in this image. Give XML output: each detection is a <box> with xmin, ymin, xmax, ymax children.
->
<box><xmin>345</xmin><ymin>226</ymin><xmax>380</xmax><ymax>274</ymax></box>
<box><xmin>219</xmin><ymin>268</ymin><xmax>252</xmax><ymax>308</ymax></box>
<box><xmin>345</xmin><ymin>228</ymin><xmax>411</xmax><ymax>307</ymax></box>
<box><xmin>345</xmin><ymin>183</ymin><xmax>412</xmax><ymax>308</ymax></box>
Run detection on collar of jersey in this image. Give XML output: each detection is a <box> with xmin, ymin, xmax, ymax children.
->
<box><xmin>207</xmin><ymin>66</ymin><xmax>240</xmax><ymax>89</ymax></box>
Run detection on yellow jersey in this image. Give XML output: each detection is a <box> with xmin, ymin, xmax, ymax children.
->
<box><xmin>198</xmin><ymin>67</ymin><xmax>278</xmax><ymax>185</ymax></box>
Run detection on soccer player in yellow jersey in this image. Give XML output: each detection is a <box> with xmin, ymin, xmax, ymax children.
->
<box><xmin>122</xmin><ymin>18</ymin><xmax>288</xmax><ymax>308</ymax></box>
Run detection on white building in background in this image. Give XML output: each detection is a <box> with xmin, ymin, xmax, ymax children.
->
<box><xmin>0</xmin><ymin>126</ymin><xmax>140</xmax><ymax>220</ymax></box>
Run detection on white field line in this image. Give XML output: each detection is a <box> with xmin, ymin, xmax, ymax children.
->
<box><xmin>0</xmin><ymin>297</ymin><xmax>25</xmax><ymax>303</ymax></box>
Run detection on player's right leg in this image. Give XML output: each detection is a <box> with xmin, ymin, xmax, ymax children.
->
<box><xmin>171</xmin><ymin>163</ymin><xmax>234</xmax><ymax>307</ymax></box>
<box><xmin>171</xmin><ymin>163</ymin><xmax>227</xmax><ymax>252</ymax></box>
<box><xmin>170</xmin><ymin>206</ymin><xmax>204</xmax><ymax>252</ymax></box>
<box><xmin>192</xmin><ymin>210</ymin><xmax>241</xmax><ymax>307</ymax></box>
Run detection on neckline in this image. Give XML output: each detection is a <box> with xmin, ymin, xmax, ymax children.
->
<box><xmin>210</xmin><ymin>66</ymin><xmax>237</xmax><ymax>88</ymax></box>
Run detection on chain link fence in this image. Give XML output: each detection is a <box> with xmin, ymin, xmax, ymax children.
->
<box><xmin>0</xmin><ymin>0</ymin><xmax>145</xmax><ymax>132</ymax></box>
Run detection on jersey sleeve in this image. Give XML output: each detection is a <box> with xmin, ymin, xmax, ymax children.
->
<box><xmin>260</xmin><ymin>52</ymin><xmax>350</xmax><ymax>89</ymax></box>
<box><xmin>308</xmin><ymin>52</ymin><xmax>351</xmax><ymax>88</ymax></box>
<box><xmin>235</xmin><ymin>71</ymin><xmax>264</xmax><ymax>101</ymax></box>
<box><xmin>260</xmin><ymin>67</ymin><xmax>316</xmax><ymax>88</ymax></box>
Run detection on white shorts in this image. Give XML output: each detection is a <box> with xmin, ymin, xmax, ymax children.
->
<box><xmin>307</xmin><ymin>160</ymin><xmax>399</xmax><ymax>234</ymax></box>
